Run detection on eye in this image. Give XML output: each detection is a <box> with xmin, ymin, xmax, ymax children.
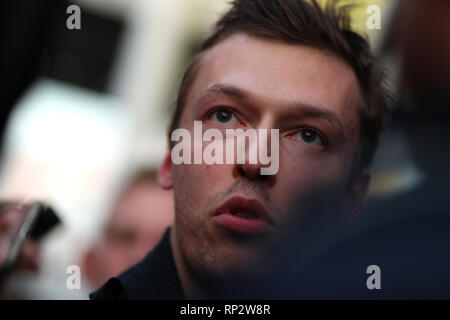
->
<box><xmin>210</xmin><ymin>109</ymin><xmax>239</xmax><ymax>125</ymax></box>
<box><xmin>292</xmin><ymin>128</ymin><xmax>324</xmax><ymax>146</ymax></box>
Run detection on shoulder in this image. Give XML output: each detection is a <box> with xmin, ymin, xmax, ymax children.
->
<box><xmin>90</xmin><ymin>228</ymin><xmax>185</xmax><ymax>300</ymax></box>
<box><xmin>89</xmin><ymin>277</ymin><xmax>125</xmax><ymax>300</ymax></box>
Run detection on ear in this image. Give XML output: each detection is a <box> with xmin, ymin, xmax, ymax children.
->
<box><xmin>344</xmin><ymin>168</ymin><xmax>371</xmax><ymax>219</ymax></box>
<box><xmin>158</xmin><ymin>150</ymin><xmax>174</xmax><ymax>189</ymax></box>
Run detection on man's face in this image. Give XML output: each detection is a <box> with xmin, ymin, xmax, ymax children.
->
<box><xmin>162</xmin><ymin>33</ymin><xmax>363</xmax><ymax>280</ymax></box>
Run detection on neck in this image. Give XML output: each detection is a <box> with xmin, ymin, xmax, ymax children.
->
<box><xmin>169</xmin><ymin>225</ymin><xmax>209</xmax><ymax>299</ymax></box>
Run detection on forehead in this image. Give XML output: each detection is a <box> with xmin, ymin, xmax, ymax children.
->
<box><xmin>183</xmin><ymin>33</ymin><xmax>361</xmax><ymax>133</ymax></box>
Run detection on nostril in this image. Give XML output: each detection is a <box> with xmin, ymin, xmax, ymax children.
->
<box><xmin>236</xmin><ymin>165</ymin><xmax>272</xmax><ymax>181</ymax></box>
<box><xmin>238</xmin><ymin>166</ymin><xmax>246</xmax><ymax>177</ymax></box>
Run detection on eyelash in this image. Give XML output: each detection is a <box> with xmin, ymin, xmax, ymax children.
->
<box><xmin>205</xmin><ymin>106</ymin><xmax>245</xmax><ymax>124</ymax></box>
<box><xmin>204</xmin><ymin>107</ymin><xmax>329</xmax><ymax>146</ymax></box>
<box><xmin>287</xmin><ymin>127</ymin><xmax>329</xmax><ymax>147</ymax></box>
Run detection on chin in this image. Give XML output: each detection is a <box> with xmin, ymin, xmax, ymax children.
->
<box><xmin>190</xmin><ymin>243</ymin><xmax>270</xmax><ymax>282</ymax></box>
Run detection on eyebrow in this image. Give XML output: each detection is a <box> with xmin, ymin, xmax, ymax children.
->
<box><xmin>291</xmin><ymin>104</ymin><xmax>344</xmax><ymax>133</ymax></box>
<box><xmin>195</xmin><ymin>84</ymin><xmax>249</xmax><ymax>104</ymax></box>
<box><xmin>194</xmin><ymin>83</ymin><xmax>344</xmax><ymax>132</ymax></box>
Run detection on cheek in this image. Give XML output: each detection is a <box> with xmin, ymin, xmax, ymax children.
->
<box><xmin>174</xmin><ymin>163</ymin><xmax>228</xmax><ymax>190</ymax></box>
<box><xmin>172</xmin><ymin>163</ymin><xmax>233</xmax><ymax>215</ymax></box>
<box><xmin>275</xmin><ymin>147</ymin><xmax>351</xmax><ymax>208</ymax></box>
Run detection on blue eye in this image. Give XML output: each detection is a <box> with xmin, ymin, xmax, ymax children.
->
<box><xmin>210</xmin><ymin>109</ymin><xmax>238</xmax><ymax>124</ymax></box>
<box><xmin>293</xmin><ymin>129</ymin><xmax>324</xmax><ymax>146</ymax></box>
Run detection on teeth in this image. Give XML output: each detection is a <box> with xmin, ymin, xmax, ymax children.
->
<box><xmin>232</xmin><ymin>210</ymin><xmax>257</xmax><ymax>219</ymax></box>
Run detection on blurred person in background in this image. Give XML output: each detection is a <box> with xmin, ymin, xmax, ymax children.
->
<box><xmin>82</xmin><ymin>169</ymin><xmax>174</xmax><ymax>291</ymax></box>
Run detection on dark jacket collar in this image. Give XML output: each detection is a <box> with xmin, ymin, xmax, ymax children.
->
<box><xmin>90</xmin><ymin>227</ymin><xmax>185</xmax><ymax>300</ymax></box>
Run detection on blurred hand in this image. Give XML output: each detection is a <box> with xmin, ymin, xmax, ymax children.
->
<box><xmin>0</xmin><ymin>203</ymin><xmax>40</xmax><ymax>272</ymax></box>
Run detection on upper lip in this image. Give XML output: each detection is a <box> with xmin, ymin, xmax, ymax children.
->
<box><xmin>214</xmin><ymin>196</ymin><xmax>276</xmax><ymax>226</ymax></box>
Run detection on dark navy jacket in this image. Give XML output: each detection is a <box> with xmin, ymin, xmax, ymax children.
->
<box><xmin>90</xmin><ymin>228</ymin><xmax>185</xmax><ymax>300</ymax></box>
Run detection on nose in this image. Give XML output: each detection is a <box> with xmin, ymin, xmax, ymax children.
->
<box><xmin>231</xmin><ymin>122</ymin><xmax>279</xmax><ymax>186</ymax></box>
<box><xmin>234</xmin><ymin>163</ymin><xmax>275</xmax><ymax>185</ymax></box>
<box><xmin>233</xmin><ymin>145</ymin><xmax>277</xmax><ymax>187</ymax></box>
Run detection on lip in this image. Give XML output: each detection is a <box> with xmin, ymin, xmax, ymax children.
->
<box><xmin>211</xmin><ymin>196</ymin><xmax>276</xmax><ymax>235</ymax></box>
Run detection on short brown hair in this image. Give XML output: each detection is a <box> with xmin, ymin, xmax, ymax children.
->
<box><xmin>169</xmin><ymin>0</ymin><xmax>390</xmax><ymax>173</ymax></box>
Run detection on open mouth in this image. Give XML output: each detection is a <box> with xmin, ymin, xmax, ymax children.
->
<box><xmin>211</xmin><ymin>196</ymin><xmax>276</xmax><ymax>235</ymax></box>
<box><xmin>231</xmin><ymin>210</ymin><xmax>258</xmax><ymax>219</ymax></box>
